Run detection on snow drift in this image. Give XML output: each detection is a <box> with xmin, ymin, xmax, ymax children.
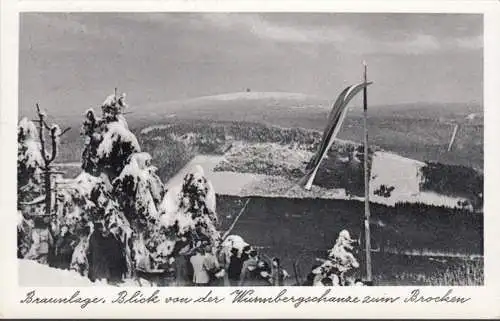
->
<box><xmin>18</xmin><ymin>259</ymin><xmax>104</xmax><ymax>286</ymax></box>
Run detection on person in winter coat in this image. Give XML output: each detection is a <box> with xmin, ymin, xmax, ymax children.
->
<box><xmin>18</xmin><ymin>228</ymin><xmax>27</xmax><ymax>259</ymax></box>
<box><xmin>70</xmin><ymin>225</ymin><xmax>91</xmax><ymax>277</ymax></box>
<box><xmin>189</xmin><ymin>247</ymin><xmax>210</xmax><ymax>286</ymax></box>
<box><xmin>270</xmin><ymin>257</ymin><xmax>288</xmax><ymax>286</ymax></box>
<box><xmin>17</xmin><ymin>211</ymin><xmax>33</xmax><ymax>259</ymax></box>
<box><xmin>106</xmin><ymin>225</ymin><xmax>127</xmax><ymax>284</ymax></box>
<box><xmin>216</xmin><ymin>245</ymin><xmax>231</xmax><ymax>286</ymax></box>
<box><xmin>18</xmin><ymin>224</ymin><xmax>32</xmax><ymax>259</ymax></box>
<box><xmin>203</xmin><ymin>245</ymin><xmax>224</xmax><ymax>286</ymax></box>
<box><xmin>303</xmin><ymin>264</ymin><xmax>320</xmax><ymax>286</ymax></box>
<box><xmin>239</xmin><ymin>249</ymin><xmax>260</xmax><ymax>286</ymax></box>
<box><xmin>54</xmin><ymin>224</ymin><xmax>78</xmax><ymax>270</ymax></box>
<box><xmin>227</xmin><ymin>248</ymin><xmax>244</xmax><ymax>286</ymax></box>
<box><xmin>87</xmin><ymin>223</ymin><xmax>111</xmax><ymax>283</ymax></box>
<box><xmin>25</xmin><ymin>216</ymin><xmax>54</xmax><ymax>265</ymax></box>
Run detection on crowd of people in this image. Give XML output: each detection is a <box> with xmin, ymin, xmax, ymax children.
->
<box><xmin>204</xmin><ymin>239</ymin><xmax>289</xmax><ymax>287</ymax></box>
<box><xmin>140</xmin><ymin>237</ymin><xmax>289</xmax><ymax>287</ymax></box>
<box><xmin>20</xmin><ymin>215</ymin><xmax>82</xmax><ymax>271</ymax></box>
<box><xmin>18</xmin><ymin>212</ymin><xmax>361</xmax><ymax>286</ymax></box>
<box><xmin>18</xmin><ymin>215</ymin><xmax>128</xmax><ymax>285</ymax></box>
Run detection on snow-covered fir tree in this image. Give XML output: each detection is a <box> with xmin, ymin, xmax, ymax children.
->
<box><xmin>112</xmin><ymin>152</ymin><xmax>164</xmax><ymax>227</ymax></box>
<box><xmin>112</xmin><ymin>152</ymin><xmax>166</xmax><ymax>271</ymax></box>
<box><xmin>81</xmin><ymin>92</ymin><xmax>140</xmax><ymax>180</ymax></box>
<box><xmin>308</xmin><ymin>229</ymin><xmax>361</xmax><ymax>286</ymax></box>
<box><xmin>65</xmin><ymin>91</ymin><xmax>164</xmax><ymax>277</ymax></box>
<box><xmin>154</xmin><ymin>165</ymin><xmax>219</xmax><ymax>267</ymax></box>
<box><xmin>20</xmin><ymin>91</ymin><xmax>276</xmax><ymax>285</ymax></box>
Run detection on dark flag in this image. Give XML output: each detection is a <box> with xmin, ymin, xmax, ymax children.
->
<box><xmin>300</xmin><ymin>81</ymin><xmax>372</xmax><ymax>190</ymax></box>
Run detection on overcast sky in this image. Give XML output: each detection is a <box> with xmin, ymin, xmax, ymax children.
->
<box><xmin>19</xmin><ymin>13</ymin><xmax>483</xmax><ymax>118</ymax></box>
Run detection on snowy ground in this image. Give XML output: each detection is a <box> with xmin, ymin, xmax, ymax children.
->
<box><xmin>170</xmin><ymin>153</ymin><xmax>468</xmax><ymax>209</ymax></box>
<box><xmin>55</xmin><ymin>151</ymin><xmax>467</xmax><ymax>208</ymax></box>
<box><xmin>369</xmin><ymin>151</ymin><xmax>467</xmax><ymax>207</ymax></box>
<box><xmin>371</xmin><ymin>151</ymin><xmax>424</xmax><ymax>197</ymax></box>
<box><xmin>18</xmin><ymin>260</ymin><xmax>104</xmax><ymax>287</ymax></box>
<box><xmin>18</xmin><ymin>260</ymin><xmax>158</xmax><ymax>287</ymax></box>
<box><xmin>164</xmin><ymin>155</ymin><xmax>264</xmax><ymax>194</ymax></box>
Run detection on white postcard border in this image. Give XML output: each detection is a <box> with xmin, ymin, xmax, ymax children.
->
<box><xmin>1</xmin><ymin>0</ymin><xmax>499</xmax><ymax>319</ymax></box>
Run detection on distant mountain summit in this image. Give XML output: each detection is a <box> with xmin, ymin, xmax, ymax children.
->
<box><xmin>190</xmin><ymin>91</ymin><xmax>317</xmax><ymax>101</ymax></box>
<box><xmin>129</xmin><ymin>91</ymin><xmax>331</xmax><ymax>128</ymax></box>
<box><xmin>130</xmin><ymin>92</ymin><xmax>482</xmax><ymax>128</ymax></box>
<box><xmin>53</xmin><ymin>91</ymin><xmax>482</xmax><ymax>171</ymax></box>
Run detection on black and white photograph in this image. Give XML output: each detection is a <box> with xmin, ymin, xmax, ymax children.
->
<box><xmin>14</xmin><ymin>11</ymin><xmax>484</xmax><ymax>289</ymax></box>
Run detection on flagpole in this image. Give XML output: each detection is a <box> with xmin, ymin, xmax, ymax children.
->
<box><xmin>363</xmin><ymin>61</ymin><xmax>372</xmax><ymax>283</ymax></box>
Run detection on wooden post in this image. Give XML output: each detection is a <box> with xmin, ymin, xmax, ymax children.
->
<box><xmin>34</xmin><ymin>104</ymin><xmax>69</xmax><ymax>218</ymax></box>
<box><xmin>273</xmin><ymin>258</ymin><xmax>281</xmax><ymax>286</ymax></box>
<box><xmin>447</xmin><ymin>124</ymin><xmax>459</xmax><ymax>152</ymax></box>
<box><xmin>36</xmin><ymin>104</ymin><xmax>52</xmax><ymax>217</ymax></box>
<box><xmin>363</xmin><ymin>61</ymin><xmax>372</xmax><ymax>282</ymax></box>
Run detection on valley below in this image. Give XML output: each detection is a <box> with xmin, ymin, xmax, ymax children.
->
<box><xmin>48</xmin><ymin>93</ymin><xmax>484</xmax><ymax>285</ymax></box>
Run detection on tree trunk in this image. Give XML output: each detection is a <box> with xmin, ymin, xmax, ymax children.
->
<box><xmin>44</xmin><ymin>168</ymin><xmax>51</xmax><ymax>216</ymax></box>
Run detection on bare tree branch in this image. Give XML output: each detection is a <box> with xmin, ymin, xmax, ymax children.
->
<box><xmin>42</xmin><ymin>120</ymin><xmax>51</xmax><ymax>131</ymax></box>
<box><xmin>59</xmin><ymin>127</ymin><xmax>71</xmax><ymax>136</ymax></box>
<box><xmin>48</xmin><ymin>126</ymin><xmax>58</xmax><ymax>163</ymax></box>
<box><xmin>33</xmin><ymin>102</ymin><xmax>63</xmax><ymax>217</ymax></box>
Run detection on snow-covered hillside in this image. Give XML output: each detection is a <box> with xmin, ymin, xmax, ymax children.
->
<box><xmin>369</xmin><ymin>151</ymin><xmax>468</xmax><ymax>208</ymax></box>
<box><xmin>142</xmin><ymin>91</ymin><xmax>324</xmax><ymax>107</ymax></box>
<box><xmin>165</xmin><ymin>151</ymin><xmax>469</xmax><ymax>209</ymax></box>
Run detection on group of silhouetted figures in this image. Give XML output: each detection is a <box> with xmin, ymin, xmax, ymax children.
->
<box><xmin>19</xmin><ymin>214</ymin><xmax>364</xmax><ymax>286</ymax></box>
<box><xmin>136</xmin><ymin>241</ymin><xmax>288</xmax><ymax>287</ymax></box>
<box><xmin>20</xmin><ymin>215</ymin><xmax>79</xmax><ymax>269</ymax></box>
<box><xmin>19</xmin><ymin>216</ymin><xmax>128</xmax><ymax>285</ymax></box>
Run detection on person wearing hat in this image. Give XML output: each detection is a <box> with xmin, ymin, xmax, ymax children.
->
<box><xmin>239</xmin><ymin>248</ymin><xmax>259</xmax><ymax>286</ymax></box>
<box><xmin>106</xmin><ymin>223</ymin><xmax>127</xmax><ymax>284</ymax></box>
<box><xmin>87</xmin><ymin>222</ymin><xmax>111</xmax><ymax>283</ymax></box>
<box><xmin>227</xmin><ymin>248</ymin><xmax>244</xmax><ymax>286</ymax></box>
<box><xmin>25</xmin><ymin>215</ymin><xmax>54</xmax><ymax>265</ymax></box>
<box><xmin>203</xmin><ymin>244</ymin><xmax>225</xmax><ymax>286</ymax></box>
<box><xmin>54</xmin><ymin>224</ymin><xmax>78</xmax><ymax>270</ymax></box>
<box><xmin>270</xmin><ymin>257</ymin><xmax>286</xmax><ymax>286</ymax></box>
<box><xmin>189</xmin><ymin>246</ymin><xmax>210</xmax><ymax>286</ymax></box>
